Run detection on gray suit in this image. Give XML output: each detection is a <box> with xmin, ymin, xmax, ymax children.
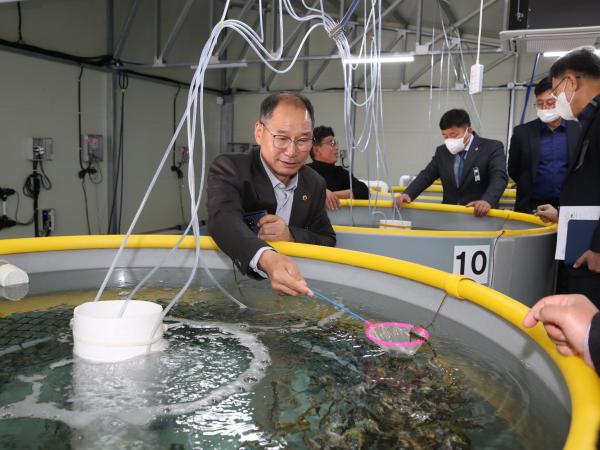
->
<box><xmin>405</xmin><ymin>134</ymin><xmax>508</xmax><ymax>207</ymax></box>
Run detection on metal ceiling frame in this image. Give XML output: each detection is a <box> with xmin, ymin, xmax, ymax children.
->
<box><xmin>2</xmin><ymin>0</ymin><xmax>517</xmax><ymax>94</ymax></box>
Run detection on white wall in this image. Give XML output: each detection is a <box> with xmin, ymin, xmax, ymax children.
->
<box><xmin>0</xmin><ymin>51</ymin><xmax>108</xmax><ymax>238</ymax></box>
<box><xmin>0</xmin><ymin>0</ymin><xmax>222</xmax><ymax>238</ymax></box>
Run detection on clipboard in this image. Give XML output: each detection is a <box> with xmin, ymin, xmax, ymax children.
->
<box><xmin>565</xmin><ymin>219</ymin><xmax>598</xmax><ymax>265</ymax></box>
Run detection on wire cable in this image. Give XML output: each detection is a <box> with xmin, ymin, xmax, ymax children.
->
<box><xmin>13</xmin><ymin>192</ymin><xmax>34</xmax><ymax>226</ymax></box>
<box><xmin>476</xmin><ymin>0</ymin><xmax>483</xmax><ymax>65</ymax></box>
<box><xmin>16</xmin><ymin>3</ymin><xmax>23</xmax><ymax>43</ymax></box>
<box><xmin>107</xmin><ymin>71</ymin><xmax>128</xmax><ymax>233</ymax></box>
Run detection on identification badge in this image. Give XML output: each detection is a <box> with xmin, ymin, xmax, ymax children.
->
<box><xmin>473</xmin><ymin>167</ymin><xmax>481</xmax><ymax>182</ymax></box>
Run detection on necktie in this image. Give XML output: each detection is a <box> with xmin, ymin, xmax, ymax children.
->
<box><xmin>457</xmin><ymin>151</ymin><xmax>466</xmax><ymax>186</ymax></box>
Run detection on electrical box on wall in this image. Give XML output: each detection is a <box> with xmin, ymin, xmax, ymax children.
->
<box><xmin>40</xmin><ymin>208</ymin><xmax>55</xmax><ymax>232</ymax></box>
<box><xmin>26</xmin><ymin>137</ymin><xmax>54</xmax><ymax>161</ymax></box>
<box><xmin>83</xmin><ymin>134</ymin><xmax>104</xmax><ymax>162</ymax></box>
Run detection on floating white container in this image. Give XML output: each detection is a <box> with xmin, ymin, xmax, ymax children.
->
<box><xmin>0</xmin><ymin>261</ymin><xmax>29</xmax><ymax>287</ymax></box>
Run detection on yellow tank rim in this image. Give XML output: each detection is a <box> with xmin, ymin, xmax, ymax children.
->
<box><xmin>336</xmin><ymin>200</ymin><xmax>556</xmax><ymax>237</ymax></box>
<box><xmin>0</xmin><ymin>234</ymin><xmax>597</xmax><ymax>450</ymax></box>
<box><xmin>392</xmin><ymin>184</ymin><xmax>518</xmax><ymax>198</ymax></box>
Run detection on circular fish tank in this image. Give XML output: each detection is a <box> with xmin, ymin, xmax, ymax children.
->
<box><xmin>0</xmin><ymin>235</ymin><xmax>598</xmax><ymax>449</ymax></box>
<box><xmin>328</xmin><ymin>200</ymin><xmax>557</xmax><ymax>306</ymax></box>
<box><xmin>390</xmin><ymin>185</ymin><xmax>517</xmax><ymax>209</ymax></box>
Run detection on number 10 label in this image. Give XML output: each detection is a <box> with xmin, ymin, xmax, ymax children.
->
<box><xmin>453</xmin><ymin>245</ymin><xmax>491</xmax><ymax>284</ymax></box>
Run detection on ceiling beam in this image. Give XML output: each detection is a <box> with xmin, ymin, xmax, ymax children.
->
<box><xmin>113</xmin><ymin>0</ymin><xmax>140</xmax><ymax>60</ymax></box>
<box><xmin>215</xmin><ymin>0</ymin><xmax>256</xmax><ymax>59</ymax></box>
<box><xmin>432</xmin><ymin>0</ymin><xmax>499</xmax><ymax>47</ymax></box>
<box><xmin>158</xmin><ymin>0</ymin><xmax>195</xmax><ymax>64</ymax></box>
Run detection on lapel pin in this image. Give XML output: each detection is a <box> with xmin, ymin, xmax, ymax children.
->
<box><xmin>302</xmin><ymin>194</ymin><xmax>308</xmax><ymax>201</ymax></box>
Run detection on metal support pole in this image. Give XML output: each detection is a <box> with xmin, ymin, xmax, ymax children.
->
<box><xmin>220</xmin><ymin>95</ymin><xmax>234</xmax><ymax>154</ymax></box>
<box><xmin>113</xmin><ymin>0</ymin><xmax>140</xmax><ymax>61</ymax></box>
<box><xmin>216</xmin><ymin>0</ymin><xmax>256</xmax><ymax>58</ymax></box>
<box><xmin>484</xmin><ymin>53</ymin><xmax>514</xmax><ymax>73</ymax></box>
<box><xmin>432</xmin><ymin>0</ymin><xmax>499</xmax><ymax>47</ymax></box>
<box><xmin>270</xmin><ymin>0</ymin><xmax>276</xmax><ymax>53</ymax></box>
<box><xmin>107</xmin><ymin>0</ymin><xmax>118</xmax><ymax>234</ymax></box>
<box><xmin>154</xmin><ymin>0</ymin><xmax>162</xmax><ymax>64</ymax></box>
<box><xmin>502</xmin><ymin>0</ymin><xmax>510</xmax><ymax>31</ymax></box>
<box><xmin>416</xmin><ymin>0</ymin><xmax>423</xmax><ymax>46</ymax></box>
<box><xmin>227</xmin><ymin>15</ymin><xmax>261</xmax><ymax>87</ymax></box>
<box><xmin>507</xmin><ymin>51</ymin><xmax>519</xmax><ymax>147</ymax></box>
<box><xmin>159</xmin><ymin>0</ymin><xmax>195</xmax><ymax>63</ymax></box>
<box><xmin>304</xmin><ymin>22</ymin><xmax>310</xmax><ymax>90</ymax></box>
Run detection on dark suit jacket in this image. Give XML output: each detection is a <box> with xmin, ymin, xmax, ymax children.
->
<box><xmin>306</xmin><ymin>160</ymin><xmax>370</xmax><ymax>199</ymax></box>
<box><xmin>589</xmin><ymin>312</ymin><xmax>600</xmax><ymax>376</ymax></box>
<box><xmin>404</xmin><ymin>134</ymin><xmax>508</xmax><ymax>207</ymax></box>
<box><xmin>560</xmin><ymin>98</ymin><xmax>600</xmax><ymax>253</ymax></box>
<box><xmin>207</xmin><ymin>148</ymin><xmax>336</xmax><ymax>278</ymax></box>
<box><xmin>507</xmin><ymin>119</ymin><xmax>580</xmax><ymax>212</ymax></box>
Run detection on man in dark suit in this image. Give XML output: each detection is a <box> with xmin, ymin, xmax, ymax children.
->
<box><xmin>535</xmin><ymin>47</ymin><xmax>600</xmax><ymax>306</ymax></box>
<box><xmin>399</xmin><ymin>109</ymin><xmax>508</xmax><ymax>217</ymax></box>
<box><xmin>307</xmin><ymin>125</ymin><xmax>369</xmax><ymax>210</ymax></box>
<box><xmin>508</xmin><ymin>77</ymin><xmax>580</xmax><ymax>213</ymax></box>
<box><xmin>207</xmin><ymin>92</ymin><xmax>336</xmax><ymax>296</ymax></box>
<box><xmin>523</xmin><ymin>293</ymin><xmax>600</xmax><ymax>376</ymax></box>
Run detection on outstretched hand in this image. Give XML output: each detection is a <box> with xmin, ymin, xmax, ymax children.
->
<box><xmin>258</xmin><ymin>250</ymin><xmax>313</xmax><ymax>297</ymax></box>
<box><xmin>523</xmin><ymin>294</ymin><xmax>599</xmax><ymax>359</ymax></box>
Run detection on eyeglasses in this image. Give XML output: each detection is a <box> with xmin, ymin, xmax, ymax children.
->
<box><xmin>317</xmin><ymin>139</ymin><xmax>338</xmax><ymax>147</ymax></box>
<box><xmin>260</xmin><ymin>122</ymin><xmax>314</xmax><ymax>151</ymax></box>
<box><xmin>535</xmin><ymin>99</ymin><xmax>556</xmax><ymax>109</ymax></box>
<box><xmin>550</xmin><ymin>75</ymin><xmax>581</xmax><ymax>99</ymax></box>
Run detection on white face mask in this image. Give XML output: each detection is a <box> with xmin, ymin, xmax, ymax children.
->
<box><xmin>444</xmin><ymin>132</ymin><xmax>468</xmax><ymax>155</ymax></box>
<box><xmin>536</xmin><ymin>108</ymin><xmax>561</xmax><ymax>123</ymax></box>
<box><xmin>555</xmin><ymin>91</ymin><xmax>577</xmax><ymax>121</ymax></box>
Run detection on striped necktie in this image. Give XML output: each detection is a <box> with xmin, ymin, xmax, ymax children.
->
<box><xmin>456</xmin><ymin>151</ymin><xmax>466</xmax><ymax>186</ymax></box>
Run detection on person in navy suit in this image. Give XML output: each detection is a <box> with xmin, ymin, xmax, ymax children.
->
<box><xmin>508</xmin><ymin>77</ymin><xmax>580</xmax><ymax>213</ymax></box>
<box><xmin>399</xmin><ymin>109</ymin><xmax>508</xmax><ymax>217</ymax></box>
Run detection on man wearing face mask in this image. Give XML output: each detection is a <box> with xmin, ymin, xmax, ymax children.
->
<box><xmin>534</xmin><ymin>47</ymin><xmax>600</xmax><ymax>307</ymax></box>
<box><xmin>399</xmin><ymin>109</ymin><xmax>508</xmax><ymax>217</ymax></box>
<box><xmin>508</xmin><ymin>77</ymin><xmax>580</xmax><ymax>213</ymax></box>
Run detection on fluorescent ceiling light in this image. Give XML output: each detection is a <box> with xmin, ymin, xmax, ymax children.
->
<box><xmin>543</xmin><ymin>49</ymin><xmax>600</xmax><ymax>58</ymax></box>
<box><xmin>343</xmin><ymin>54</ymin><xmax>414</xmax><ymax>64</ymax></box>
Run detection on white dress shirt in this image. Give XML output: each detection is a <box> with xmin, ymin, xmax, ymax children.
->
<box><xmin>248</xmin><ymin>155</ymin><xmax>299</xmax><ymax>277</ymax></box>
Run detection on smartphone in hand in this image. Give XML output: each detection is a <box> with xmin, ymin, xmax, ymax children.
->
<box><xmin>243</xmin><ymin>210</ymin><xmax>267</xmax><ymax>234</ymax></box>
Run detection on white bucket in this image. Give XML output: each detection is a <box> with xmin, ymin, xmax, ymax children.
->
<box><xmin>0</xmin><ymin>261</ymin><xmax>29</xmax><ymax>287</ymax></box>
<box><xmin>72</xmin><ymin>300</ymin><xmax>167</xmax><ymax>363</ymax></box>
<box><xmin>379</xmin><ymin>219</ymin><xmax>412</xmax><ymax>230</ymax></box>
